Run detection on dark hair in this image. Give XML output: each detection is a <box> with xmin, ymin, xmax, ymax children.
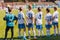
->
<box><xmin>46</xmin><ymin>8</ymin><xmax>50</xmax><ymax>12</ymax></box>
<box><xmin>8</xmin><ymin>8</ymin><xmax>11</xmax><ymax>12</ymax></box>
<box><xmin>19</xmin><ymin>7</ymin><xmax>22</xmax><ymax>11</ymax></box>
<box><xmin>54</xmin><ymin>7</ymin><xmax>57</xmax><ymax>10</ymax></box>
<box><xmin>28</xmin><ymin>5</ymin><xmax>32</xmax><ymax>9</ymax></box>
<box><xmin>38</xmin><ymin>7</ymin><xmax>41</xmax><ymax>11</ymax></box>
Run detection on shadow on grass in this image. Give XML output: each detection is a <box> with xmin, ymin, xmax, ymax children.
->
<box><xmin>0</xmin><ymin>34</ymin><xmax>60</xmax><ymax>40</ymax></box>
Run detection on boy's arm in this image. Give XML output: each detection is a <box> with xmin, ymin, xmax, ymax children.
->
<box><xmin>14</xmin><ymin>16</ymin><xmax>18</xmax><ymax>25</ymax></box>
<box><xmin>3</xmin><ymin>16</ymin><xmax>6</xmax><ymax>21</ymax></box>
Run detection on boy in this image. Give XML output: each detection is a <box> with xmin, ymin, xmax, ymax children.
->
<box><xmin>26</xmin><ymin>5</ymin><xmax>36</xmax><ymax>38</ymax></box>
<box><xmin>45</xmin><ymin>8</ymin><xmax>52</xmax><ymax>37</ymax></box>
<box><xmin>4</xmin><ymin>8</ymin><xmax>17</xmax><ymax>40</ymax></box>
<box><xmin>52</xmin><ymin>7</ymin><xmax>59</xmax><ymax>36</ymax></box>
<box><xmin>3</xmin><ymin>7</ymin><xmax>17</xmax><ymax>40</ymax></box>
<box><xmin>35</xmin><ymin>7</ymin><xmax>44</xmax><ymax>37</ymax></box>
<box><xmin>16</xmin><ymin>7</ymin><xmax>26</xmax><ymax>40</ymax></box>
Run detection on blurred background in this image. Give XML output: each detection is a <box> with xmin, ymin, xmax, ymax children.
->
<box><xmin>0</xmin><ymin>0</ymin><xmax>60</xmax><ymax>9</ymax></box>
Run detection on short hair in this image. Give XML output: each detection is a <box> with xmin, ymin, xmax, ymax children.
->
<box><xmin>54</xmin><ymin>7</ymin><xmax>57</xmax><ymax>10</ymax></box>
<box><xmin>38</xmin><ymin>7</ymin><xmax>41</xmax><ymax>11</ymax></box>
<box><xmin>19</xmin><ymin>7</ymin><xmax>22</xmax><ymax>11</ymax></box>
<box><xmin>46</xmin><ymin>8</ymin><xmax>50</xmax><ymax>12</ymax></box>
<box><xmin>8</xmin><ymin>8</ymin><xmax>11</xmax><ymax>12</ymax></box>
<box><xmin>28</xmin><ymin>5</ymin><xmax>32</xmax><ymax>9</ymax></box>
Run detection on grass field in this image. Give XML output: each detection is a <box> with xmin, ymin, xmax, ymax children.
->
<box><xmin>0</xmin><ymin>8</ymin><xmax>60</xmax><ymax>40</ymax></box>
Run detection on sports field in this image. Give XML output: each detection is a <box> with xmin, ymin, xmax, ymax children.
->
<box><xmin>0</xmin><ymin>8</ymin><xmax>60</xmax><ymax>40</ymax></box>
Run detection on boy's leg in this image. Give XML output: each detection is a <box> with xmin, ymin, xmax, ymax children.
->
<box><xmin>57</xmin><ymin>24</ymin><xmax>60</xmax><ymax>35</ymax></box>
<box><xmin>32</xmin><ymin>28</ymin><xmax>36</xmax><ymax>38</ymax></box>
<box><xmin>46</xmin><ymin>28</ymin><xmax>50</xmax><ymax>37</ymax></box>
<box><xmin>11</xmin><ymin>27</ymin><xmax>14</xmax><ymax>38</ymax></box>
<box><xmin>54</xmin><ymin>25</ymin><xmax>56</xmax><ymax>36</ymax></box>
<box><xmin>28</xmin><ymin>28</ymin><xmax>30</xmax><ymax>38</ymax></box>
<box><xmin>24</xmin><ymin>28</ymin><xmax>26</xmax><ymax>38</ymax></box>
<box><xmin>38</xmin><ymin>29</ymin><xmax>40</xmax><ymax>36</ymax></box>
<box><xmin>5</xmin><ymin>27</ymin><xmax>10</xmax><ymax>39</ymax></box>
<box><xmin>18</xmin><ymin>29</ymin><xmax>21</xmax><ymax>37</ymax></box>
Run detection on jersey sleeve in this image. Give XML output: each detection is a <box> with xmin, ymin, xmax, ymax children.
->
<box><xmin>14</xmin><ymin>15</ymin><xmax>18</xmax><ymax>20</ymax></box>
<box><xmin>23</xmin><ymin>13</ymin><xmax>25</xmax><ymax>18</ymax></box>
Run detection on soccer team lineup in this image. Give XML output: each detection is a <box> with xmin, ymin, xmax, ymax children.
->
<box><xmin>0</xmin><ymin>4</ymin><xmax>60</xmax><ymax>40</ymax></box>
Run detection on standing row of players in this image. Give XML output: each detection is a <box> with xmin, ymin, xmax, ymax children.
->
<box><xmin>3</xmin><ymin>5</ymin><xmax>59</xmax><ymax>40</ymax></box>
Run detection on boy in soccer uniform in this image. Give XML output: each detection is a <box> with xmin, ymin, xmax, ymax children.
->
<box><xmin>45</xmin><ymin>8</ymin><xmax>52</xmax><ymax>37</ymax></box>
<box><xmin>16</xmin><ymin>7</ymin><xmax>26</xmax><ymax>39</ymax></box>
<box><xmin>35</xmin><ymin>7</ymin><xmax>44</xmax><ymax>37</ymax></box>
<box><xmin>26</xmin><ymin>5</ymin><xmax>36</xmax><ymax>38</ymax></box>
<box><xmin>3</xmin><ymin>8</ymin><xmax>17</xmax><ymax>40</ymax></box>
<box><xmin>52</xmin><ymin>7</ymin><xmax>59</xmax><ymax>36</ymax></box>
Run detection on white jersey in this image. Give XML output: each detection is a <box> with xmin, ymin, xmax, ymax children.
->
<box><xmin>26</xmin><ymin>10</ymin><xmax>34</xmax><ymax>24</ymax></box>
<box><xmin>35</xmin><ymin>11</ymin><xmax>43</xmax><ymax>25</ymax></box>
<box><xmin>45</xmin><ymin>13</ymin><xmax>52</xmax><ymax>24</ymax></box>
<box><xmin>18</xmin><ymin>11</ymin><xmax>25</xmax><ymax>24</ymax></box>
<box><xmin>53</xmin><ymin>11</ymin><xmax>59</xmax><ymax>22</ymax></box>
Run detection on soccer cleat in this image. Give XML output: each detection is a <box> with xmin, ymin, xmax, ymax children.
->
<box><xmin>4</xmin><ymin>39</ymin><xmax>7</xmax><ymax>40</ymax></box>
<box><xmin>34</xmin><ymin>36</ymin><xmax>37</xmax><ymax>39</ymax></box>
<box><xmin>18</xmin><ymin>36</ymin><xmax>21</xmax><ymax>38</ymax></box>
<box><xmin>11</xmin><ymin>38</ymin><xmax>13</xmax><ymax>40</ymax></box>
<box><xmin>28</xmin><ymin>36</ymin><xmax>31</xmax><ymax>39</ymax></box>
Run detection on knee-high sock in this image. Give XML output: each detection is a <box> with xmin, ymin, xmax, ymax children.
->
<box><xmin>28</xmin><ymin>30</ymin><xmax>30</xmax><ymax>36</ymax></box>
<box><xmin>54</xmin><ymin>28</ymin><xmax>56</xmax><ymax>36</ymax></box>
<box><xmin>38</xmin><ymin>30</ymin><xmax>40</xmax><ymax>36</ymax></box>
<box><xmin>24</xmin><ymin>31</ymin><xmax>26</xmax><ymax>37</ymax></box>
<box><xmin>46</xmin><ymin>30</ymin><xmax>50</xmax><ymax>36</ymax></box>
<box><xmin>33</xmin><ymin>30</ymin><xmax>36</xmax><ymax>37</ymax></box>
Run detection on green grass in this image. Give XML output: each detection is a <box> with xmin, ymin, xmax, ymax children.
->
<box><xmin>0</xmin><ymin>8</ymin><xmax>60</xmax><ymax>40</ymax></box>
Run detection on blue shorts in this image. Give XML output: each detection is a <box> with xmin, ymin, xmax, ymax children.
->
<box><xmin>36</xmin><ymin>25</ymin><xmax>43</xmax><ymax>30</ymax></box>
<box><xmin>45</xmin><ymin>24</ymin><xmax>52</xmax><ymax>29</ymax></box>
<box><xmin>27</xmin><ymin>23</ymin><xmax>33</xmax><ymax>28</ymax></box>
<box><xmin>52</xmin><ymin>22</ymin><xmax>58</xmax><ymax>26</ymax></box>
<box><xmin>18</xmin><ymin>24</ymin><xmax>25</xmax><ymax>29</ymax></box>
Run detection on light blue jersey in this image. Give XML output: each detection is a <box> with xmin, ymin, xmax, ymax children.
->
<box><xmin>4</xmin><ymin>13</ymin><xmax>17</xmax><ymax>27</ymax></box>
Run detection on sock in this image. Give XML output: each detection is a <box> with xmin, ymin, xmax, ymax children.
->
<box><xmin>28</xmin><ymin>30</ymin><xmax>30</xmax><ymax>37</ymax></box>
<box><xmin>38</xmin><ymin>30</ymin><xmax>40</xmax><ymax>36</ymax></box>
<box><xmin>24</xmin><ymin>31</ymin><xmax>26</xmax><ymax>38</ymax></box>
<box><xmin>54</xmin><ymin>29</ymin><xmax>56</xmax><ymax>36</ymax></box>
<box><xmin>46</xmin><ymin>30</ymin><xmax>50</xmax><ymax>36</ymax></box>
<box><xmin>33</xmin><ymin>30</ymin><xmax>36</xmax><ymax>37</ymax></box>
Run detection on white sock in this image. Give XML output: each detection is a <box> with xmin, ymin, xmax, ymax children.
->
<box><xmin>54</xmin><ymin>29</ymin><xmax>56</xmax><ymax>36</ymax></box>
<box><xmin>28</xmin><ymin>30</ymin><xmax>30</xmax><ymax>36</ymax></box>
<box><xmin>33</xmin><ymin>30</ymin><xmax>36</xmax><ymax>37</ymax></box>
<box><xmin>24</xmin><ymin>31</ymin><xmax>26</xmax><ymax>38</ymax></box>
<box><xmin>46</xmin><ymin>30</ymin><xmax>50</xmax><ymax>36</ymax></box>
<box><xmin>38</xmin><ymin>30</ymin><xmax>40</xmax><ymax>36</ymax></box>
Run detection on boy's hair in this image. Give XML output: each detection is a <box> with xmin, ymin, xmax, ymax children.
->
<box><xmin>8</xmin><ymin>8</ymin><xmax>12</xmax><ymax>12</ymax></box>
<box><xmin>19</xmin><ymin>7</ymin><xmax>22</xmax><ymax>11</ymax></box>
<box><xmin>46</xmin><ymin>8</ymin><xmax>50</xmax><ymax>12</ymax></box>
<box><xmin>28</xmin><ymin>5</ymin><xmax>32</xmax><ymax>9</ymax></box>
<box><xmin>54</xmin><ymin>7</ymin><xmax>57</xmax><ymax>10</ymax></box>
<box><xmin>38</xmin><ymin>7</ymin><xmax>41</xmax><ymax>11</ymax></box>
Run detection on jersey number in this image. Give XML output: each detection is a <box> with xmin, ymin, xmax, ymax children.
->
<box><xmin>38</xmin><ymin>14</ymin><xmax>41</xmax><ymax>19</ymax></box>
<box><xmin>28</xmin><ymin>13</ymin><xmax>32</xmax><ymax>19</ymax></box>
<box><xmin>18</xmin><ymin>14</ymin><xmax>22</xmax><ymax>20</ymax></box>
